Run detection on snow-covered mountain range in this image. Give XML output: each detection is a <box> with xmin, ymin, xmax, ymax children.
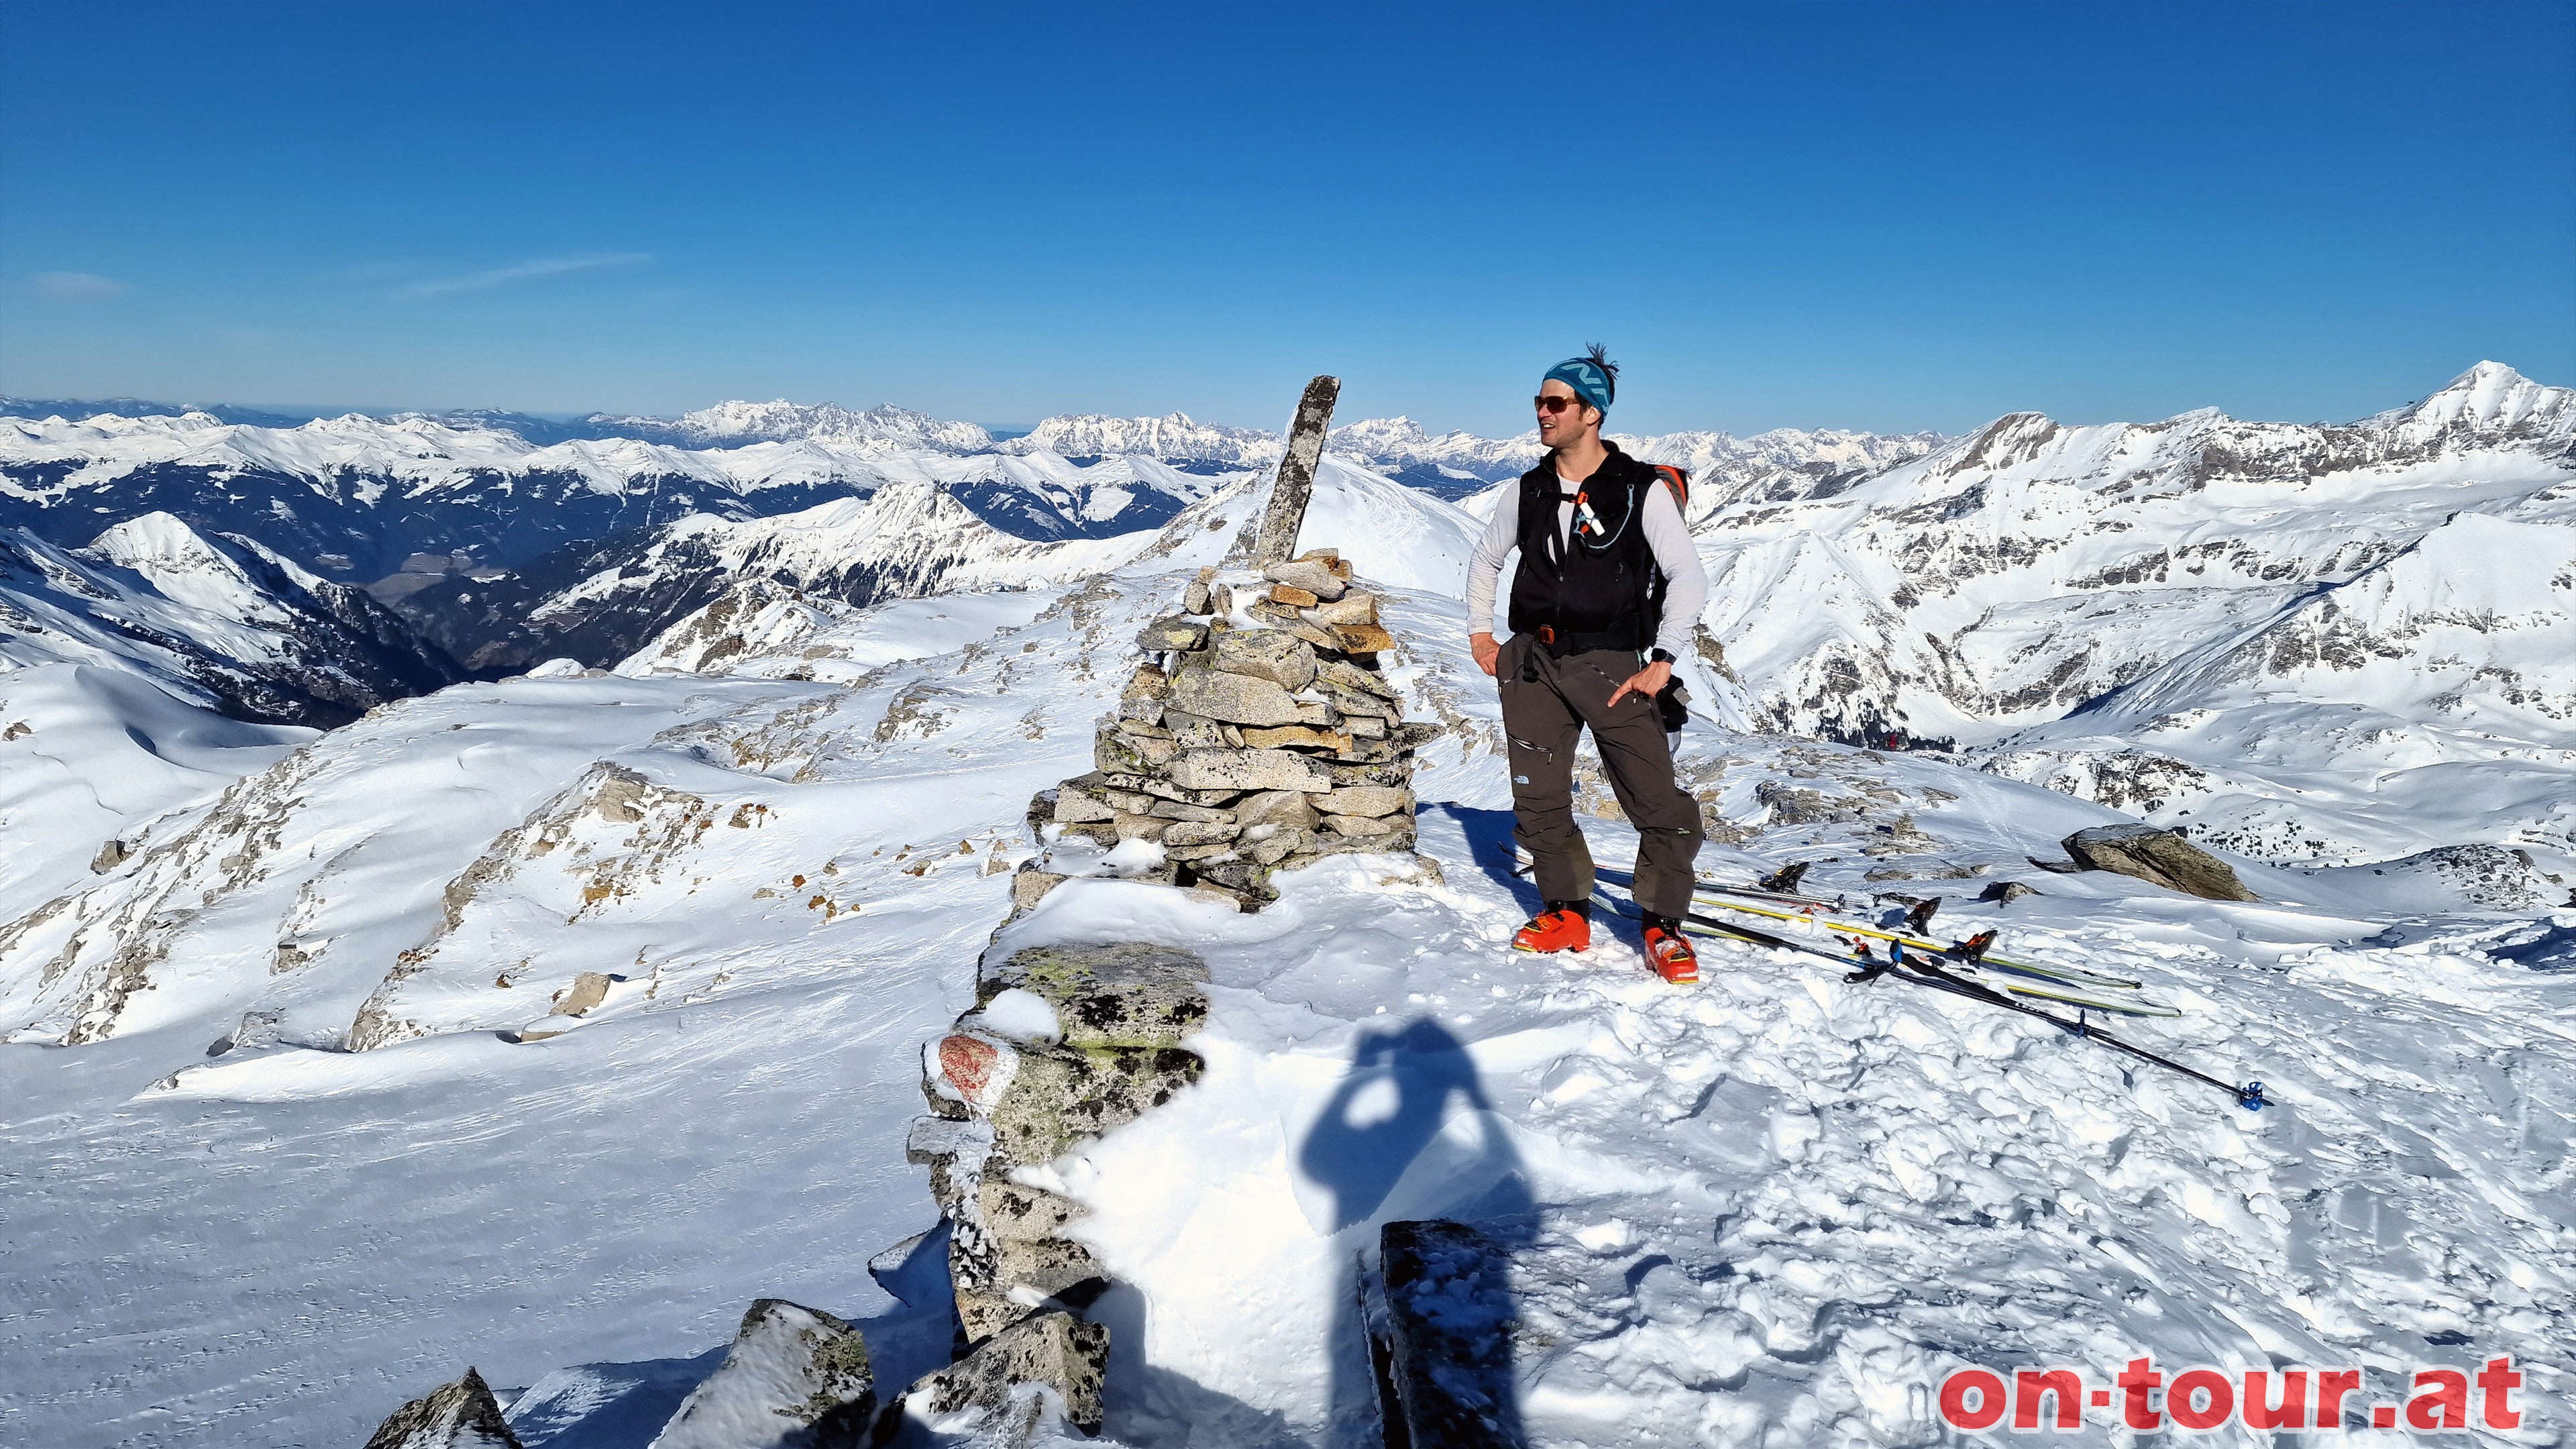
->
<box><xmin>1</xmin><ymin>394</ymin><xmax>1945</xmax><ymax>676</ymax></box>
<box><xmin>3</xmin><ymin>512</ymin><xmax>464</xmax><ymax>725</ymax></box>
<box><xmin>3</xmin><ymin>453</ymin><xmax>2569</xmax><ymax>1444</ymax></box>
<box><xmin>1660</xmin><ymin>362</ymin><xmax>2576</xmax><ymax>869</ymax></box>
<box><xmin>9</xmin><ymin>363</ymin><xmax>2573</xmax><ymax>870</ymax></box>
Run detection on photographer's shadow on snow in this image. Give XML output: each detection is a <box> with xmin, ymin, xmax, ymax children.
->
<box><xmin>1424</xmin><ymin>802</ymin><xmax>1542</xmax><ymax>914</ymax></box>
<box><xmin>1299</xmin><ymin>1016</ymin><xmax>1535</xmax><ymax>1444</ymax></box>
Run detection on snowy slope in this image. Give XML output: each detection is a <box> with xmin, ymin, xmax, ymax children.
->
<box><xmin>2</xmin><ymin>513</ymin><xmax>466</xmax><ymax>725</ymax></box>
<box><xmin>0</xmin><ymin>663</ymin><xmax>311</xmax><ymax>926</ymax></box>
<box><xmin>3</xmin><ymin>505</ymin><xmax>2571</xmax><ymax>1446</ymax></box>
<box><xmin>425</xmin><ymin>457</ymin><xmax>1478</xmax><ymax>676</ymax></box>
<box><xmin>1670</xmin><ymin>363</ymin><xmax>2576</xmax><ymax>870</ymax></box>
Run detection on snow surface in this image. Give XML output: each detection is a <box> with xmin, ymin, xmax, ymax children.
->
<box><xmin>3</xmin><ymin>539</ymin><xmax>2571</xmax><ymax>1446</ymax></box>
<box><xmin>5</xmin><ymin>366</ymin><xmax>2575</xmax><ymax>1446</ymax></box>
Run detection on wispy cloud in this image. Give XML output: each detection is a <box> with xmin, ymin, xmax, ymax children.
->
<box><xmin>31</xmin><ymin>271</ymin><xmax>131</xmax><ymax>301</ymax></box>
<box><xmin>399</xmin><ymin>252</ymin><xmax>650</xmax><ymax>299</ymax></box>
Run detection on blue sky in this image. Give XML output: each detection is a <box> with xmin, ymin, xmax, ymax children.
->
<box><xmin>3</xmin><ymin>1</ymin><xmax>2570</xmax><ymax>437</ymax></box>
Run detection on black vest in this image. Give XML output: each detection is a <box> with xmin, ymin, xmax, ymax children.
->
<box><xmin>1506</xmin><ymin>444</ymin><xmax>1662</xmax><ymax>652</ymax></box>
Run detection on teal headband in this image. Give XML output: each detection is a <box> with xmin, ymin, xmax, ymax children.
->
<box><xmin>1543</xmin><ymin>357</ymin><xmax>1613</xmax><ymax>418</ymax></box>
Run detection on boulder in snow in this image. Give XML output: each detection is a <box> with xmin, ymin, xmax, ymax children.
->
<box><xmin>550</xmin><ymin>971</ymin><xmax>612</xmax><ymax>1017</ymax></box>
<box><xmin>950</xmin><ymin>1179</ymin><xmax>1108</xmax><ymax>1342</ymax></box>
<box><xmin>360</xmin><ymin>1366</ymin><xmax>524</xmax><ymax>1449</ymax></box>
<box><xmin>897</xmin><ymin>1309</ymin><xmax>1109</xmax><ymax>1437</ymax></box>
<box><xmin>867</xmin><ymin>1222</ymin><xmax>955</xmax><ymax>1311</ymax></box>
<box><xmin>645</xmin><ymin>1298</ymin><xmax>874</xmax><ymax>1449</ymax></box>
<box><xmin>1978</xmin><ymin>880</ymin><xmax>2040</xmax><ymax>905</ymax></box>
<box><xmin>2062</xmin><ymin>824</ymin><xmax>2258</xmax><ymax>901</ymax></box>
<box><xmin>1368</xmin><ymin>1220</ymin><xmax>1525</xmax><ymax>1448</ymax></box>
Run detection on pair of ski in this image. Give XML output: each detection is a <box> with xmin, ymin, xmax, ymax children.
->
<box><xmin>1587</xmin><ymin>885</ymin><xmax>2267</xmax><ymax>1111</ymax></box>
<box><xmin>1688</xmin><ymin>881</ymin><xmax>2172</xmax><ymax>1018</ymax></box>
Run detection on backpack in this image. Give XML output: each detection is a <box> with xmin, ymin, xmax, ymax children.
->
<box><xmin>1635</xmin><ymin>464</ymin><xmax>1688</xmax><ymax>647</ymax></box>
<box><xmin>1646</xmin><ymin>463</ymin><xmax>1688</xmax><ymax>514</ymax></box>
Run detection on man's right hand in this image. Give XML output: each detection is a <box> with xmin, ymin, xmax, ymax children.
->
<box><xmin>1470</xmin><ymin>632</ymin><xmax>1500</xmax><ymax>677</ymax></box>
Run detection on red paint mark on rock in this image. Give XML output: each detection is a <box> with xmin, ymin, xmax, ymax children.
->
<box><xmin>941</xmin><ymin>1034</ymin><xmax>1000</xmax><ymax>1098</ymax></box>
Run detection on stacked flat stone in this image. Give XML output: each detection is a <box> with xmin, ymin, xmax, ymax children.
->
<box><xmin>909</xmin><ymin>942</ymin><xmax>1208</xmax><ymax>1355</ymax></box>
<box><xmin>1030</xmin><ymin>551</ymin><xmax>1436</xmax><ymax>912</ymax></box>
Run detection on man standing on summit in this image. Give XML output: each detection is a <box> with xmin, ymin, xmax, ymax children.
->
<box><xmin>1466</xmin><ymin>348</ymin><xmax>1711</xmax><ymax>983</ymax></box>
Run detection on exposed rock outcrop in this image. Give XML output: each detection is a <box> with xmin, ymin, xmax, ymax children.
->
<box><xmin>360</xmin><ymin>1366</ymin><xmax>524</xmax><ymax>1449</ymax></box>
<box><xmin>2063</xmin><ymin>824</ymin><xmax>2258</xmax><ymax>901</ymax></box>
<box><xmin>644</xmin><ymin>1299</ymin><xmax>874</xmax><ymax>1449</ymax></box>
<box><xmin>892</xmin><ymin>1309</ymin><xmax>1110</xmax><ymax>1440</ymax></box>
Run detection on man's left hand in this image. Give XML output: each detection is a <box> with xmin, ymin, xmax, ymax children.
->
<box><xmin>1607</xmin><ymin>658</ymin><xmax>1672</xmax><ymax>710</ymax></box>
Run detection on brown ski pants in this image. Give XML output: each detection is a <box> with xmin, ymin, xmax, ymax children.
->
<box><xmin>1497</xmin><ymin>635</ymin><xmax>1706</xmax><ymax>919</ymax></box>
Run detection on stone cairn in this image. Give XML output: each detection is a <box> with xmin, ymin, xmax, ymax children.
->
<box><xmin>1014</xmin><ymin>550</ymin><xmax>1440</xmax><ymax>917</ymax></box>
<box><xmin>360</xmin><ymin>379</ymin><xmax>1427</xmax><ymax>1448</ymax></box>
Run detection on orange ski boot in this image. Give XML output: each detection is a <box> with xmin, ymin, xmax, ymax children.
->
<box><xmin>1642</xmin><ymin>923</ymin><xmax>1700</xmax><ymax>984</ymax></box>
<box><xmin>1511</xmin><ymin>905</ymin><xmax>1592</xmax><ymax>954</ymax></box>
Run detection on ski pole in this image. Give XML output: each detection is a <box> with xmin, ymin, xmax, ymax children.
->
<box><xmin>1601</xmin><ymin>888</ymin><xmax>2270</xmax><ymax>1112</ymax></box>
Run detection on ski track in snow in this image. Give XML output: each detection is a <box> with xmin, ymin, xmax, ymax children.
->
<box><xmin>1</xmin><ymin>484</ymin><xmax>2572</xmax><ymax>1446</ymax></box>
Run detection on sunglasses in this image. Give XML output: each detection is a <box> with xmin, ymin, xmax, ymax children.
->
<box><xmin>1534</xmin><ymin>394</ymin><xmax>1591</xmax><ymax>415</ymax></box>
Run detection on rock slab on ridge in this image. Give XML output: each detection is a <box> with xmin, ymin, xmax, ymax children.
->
<box><xmin>2062</xmin><ymin>824</ymin><xmax>2258</xmax><ymax>901</ymax></box>
<box><xmin>645</xmin><ymin>1298</ymin><xmax>875</xmax><ymax>1449</ymax></box>
<box><xmin>362</xmin><ymin>1367</ymin><xmax>525</xmax><ymax>1449</ymax></box>
<box><xmin>899</xmin><ymin>1309</ymin><xmax>1110</xmax><ymax>1436</ymax></box>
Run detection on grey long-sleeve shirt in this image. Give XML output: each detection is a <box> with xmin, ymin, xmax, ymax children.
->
<box><xmin>1464</xmin><ymin>472</ymin><xmax>1709</xmax><ymax>659</ymax></box>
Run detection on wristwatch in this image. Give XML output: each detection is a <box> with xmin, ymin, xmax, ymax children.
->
<box><xmin>1649</xmin><ymin>648</ymin><xmax>1676</xmax><ymax>665</ymax></box>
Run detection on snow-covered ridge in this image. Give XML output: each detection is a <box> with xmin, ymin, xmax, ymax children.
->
<box><xmin>1</xmin><ymin>513</ymin><xmax>465</xmax><ymax>726</ymax></box>
<box><xmin>1682</xmin><ymin>362</ymin><xmax>2576</xmax><ymax>869</ymax></box>
<box><xmin>1004</xmin><ymin>411</ymin><xmax>1279</xmax><ymax>466</ymax></box>
<box><xmin>586</xmin><ymin>398</ymin><xmax>1000</xmax><ymax>453</ymax></box>
<box><xmin>0</xmin><ymin>396</ymin><xmax>1945</xmax><ymax>494</ymax></box>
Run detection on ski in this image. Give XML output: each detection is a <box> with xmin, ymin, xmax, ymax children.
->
<box><xmin>1691</xmin><ymin>884</ymin><xmax>2144</xmax><ymax>991</ymax></box>
<box><xmin>1595</xmin><ymin>888</ymin><xmax>2265</xmax><ymax>1111</ymax></box>
<box><xmin>1845</xmin><ymin>939</ymin><xmax>2182</xmax><ymax>1018</ymax></box>
<box><xmin>1994</xmin><ymin>978</ymin><xmax>2181</xmax><ymax>1017</ymax></box>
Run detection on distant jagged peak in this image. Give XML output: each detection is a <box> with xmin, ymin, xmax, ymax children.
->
<box><xmin>1008</xmin><ymin>411</ymin><xmax>1277</xmax><ymax>462</ymax></box>
<box><xmin>2368</xmin><ymin>360</ymin><xmax>2573</xmax><ymax>435</ymax></box>
<box><xmin>1330</xmin><ymin>415</ymin><xmax>1437</xmax><ymax>449</ymax></box>
<box><xmin>633</xmin><ymin>399</ymin><xmax>997</xmax><ymax>451</ymax></box>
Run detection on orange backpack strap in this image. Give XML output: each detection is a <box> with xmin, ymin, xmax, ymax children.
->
<box><xmin>1650</xmin><ymin>464</ymin><xmax>1688</xmax><ymax>512</ymax></box>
